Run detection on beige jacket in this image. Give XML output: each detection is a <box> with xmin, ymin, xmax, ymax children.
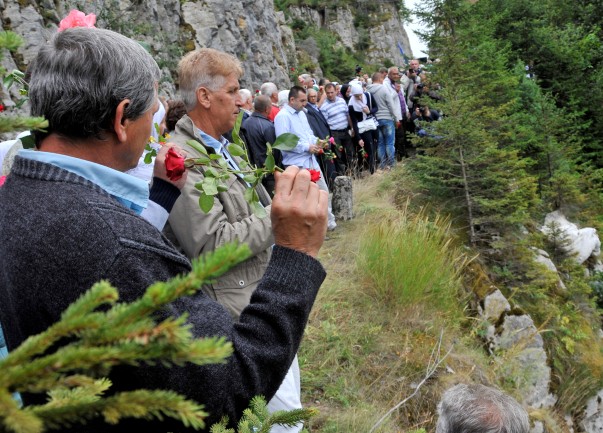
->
<box><xmin>164</xmin><ymin>115</ymin><xmax>274</xmax><ymax>318</ymax></box>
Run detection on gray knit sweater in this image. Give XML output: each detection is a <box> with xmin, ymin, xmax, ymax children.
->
<box><xmin>0</xmin><ymin>156</ymin><xmax>326</xmax><ymax>432</ymax></box>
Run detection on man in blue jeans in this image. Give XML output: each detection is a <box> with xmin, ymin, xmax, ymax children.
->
<box><xmin>367</xmin><ymin>72</ymin><xmax>402</xmax><ymax>170</ymax></box>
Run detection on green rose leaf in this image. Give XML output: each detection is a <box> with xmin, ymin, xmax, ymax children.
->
<box><xmin>272</xmin><ymin>133</ymin><xmax>299</xmax><ymax>151</ymax></box>
<box><xmin>232</xmin><ymin>111</ymin><xmax>244</xmax><ymax>145</ymax></box>
<box><xmin>227</xmin><ymin>143</ymin><xmax>246</xmax><ymax>157</ymax></box>
<box><xmin>265</xmin><ymin>154</ymin><xmax>275</xmax><ymax>172</ymax></box>
<box><xmin>218</xmin><ymin>158</ymin><xmax>229</xmax><ymax>169</ymax></box>
<box><xmin>217</xmin><ymin>183</ymin><xmax>229</xmax><ymax>192</ymax></box>
<box><xmin>186</xmin><ymin>139</ymin><xmax>208</xmax><ymax>155</ymax></box>
<box><xmin>194</xmin><ymin>155</ymin><xmax>211</xmax><ymax>165</ymax></box>
<box><xmin>154</xmin><ymin>123</ymin><xmax>161</xmax><ymax>136</ymax></box>
<box><xmin>243</xmin><ymin>174</ymin><xmax>257</xmax><ymax>184</ymax></box>
<box><xmin>250</xmin><ymin>201</ymin><xmax>268</xmax><ymax>219</ymax></box>
<box><xmin>3</xmin><ymin>75</ymin><xmax>14</xmax><ymax>89</ymax></box>
<box><xmin>205</xmin><ymin>167</ymin><xmax>220</xmax><ymax>178</ymax></box>
<box><xmin>143</xmin><ymin>152</ymin><xmax>153</xmax><ymax>164</ymax></box>
<box><xmin>202</xmin><ymin>177</ymin><xmax>219</xmax><ymax>195</ymax></box>
<box><xmin>199</xmin><ymin>193</ymin><xmax>214</xmax><ymax>213</ymax></box>
<box><xmin>239</xmin><ymin>159</ymin><xmax>249</xmax><ymax>169</ymax></box>
<box><xmin>244</xmin><ymin>187</ymin><xmax>255</xmax><ymax>203</ymax></box>
<box><xmin>209</xmin><ymin>154</ymin><xmax>223</xmax><ymax>160</ymax></box>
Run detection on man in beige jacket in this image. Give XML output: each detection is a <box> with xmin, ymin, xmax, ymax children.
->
<box><xmin>165</xmin><ymin>48</ymin><xmax>304</xmax><ymax>433</ymax></box>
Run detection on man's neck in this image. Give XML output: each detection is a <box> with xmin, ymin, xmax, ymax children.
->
<box><xmin>188</xmin><ymin>110</ymin><xmax>222</xmax><ymax>140</ymax></box>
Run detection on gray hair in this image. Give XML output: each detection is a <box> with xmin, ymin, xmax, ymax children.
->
<box><xmin>436</xmin><ymin>384</ymin><xmax>529</xmax><ymax>433</ymax></box>
<box><xmin>239</xmin><ymin>88</ymin><xmax>253</xmax><ymax>104</ymax></box>
<box><xmin>277</xmin><ymin>89</ymin><xmax>290</xmax><ymax>108</ymax></box>
<box><xmin>260</xmin><ymin>82</ymin><xmax>278</xmax><ymax>98</ymax></box>
<box><xmin>28</xmin><ymin>27</ymin><xmax>160</xmax><ymax>145</ymax></box>
<box><xmin>178</xmin><ymin>48</ymin><xmax>243</xmax><ymax>111</ymax></box>
<box><xmin>253</xmin><ymin>94</ymin><xmax>271</xmax><ymax>113</ymax></box>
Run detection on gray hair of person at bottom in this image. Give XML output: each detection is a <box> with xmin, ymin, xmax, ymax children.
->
<box><xmin>239</xmin><ymin>88</ymin><xmax>253</xmax><ymax>104</ymax></box>
<box><xmin>28</xmin><ymin>27</ymin><xmax>160</xmax><ymax>146</ymax></box>
<box><xmin>435</xmin><ymin>384</ymin><xmax>529</xmax><ymax>433</ymax></box>
<box><xmin>260</xmin><ymin>82</ymin><xmax>278</xmax><ymax>98</ymax></box>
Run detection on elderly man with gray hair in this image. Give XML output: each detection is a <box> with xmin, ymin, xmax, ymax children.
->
<box><xmin>260</xmin><ymin>81</ymin><xmax>280</xmax><ymax>121</ymax></box>
<box><xmin>436</xmin><ymin>384</ymin><xmax>530</xmax><ymax>433</ymax></box>
<box><xmin>0</xmin><ymin>28</ymin><xmax>328</xmax><ymax>433</ymax></box>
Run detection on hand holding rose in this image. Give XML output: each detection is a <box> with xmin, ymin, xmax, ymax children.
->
<box><xmin>271</xmin><ymin>166</ymin><xmax>328</xmax><ymax>258</ymax></box>
<box><xmin>153</xmin><ymin>144</ymin><xmax>187</xmax><ymax>189</ymax></box>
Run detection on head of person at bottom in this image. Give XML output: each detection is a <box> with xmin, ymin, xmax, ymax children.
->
<box><xmin>28</xmin><ymin>27</ymin><xmax>160</xmax><ymax>172</ymax></box>
<box><xmin>436</xmin><ymin>384</ymin><xmax>529</xmax><ymax>433</ymax></box>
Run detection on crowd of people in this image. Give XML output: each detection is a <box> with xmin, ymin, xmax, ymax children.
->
<box><xmin>0</xmin><ymin>15</ymin><xmax>525</xmax><ymax>433</ymax></box>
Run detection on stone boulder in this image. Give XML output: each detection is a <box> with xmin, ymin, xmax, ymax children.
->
<box><xmin>332</xmin><ymin>175</ymin><xmax>353</xmax><ymax>221</ymax></box>
<box><xmin>541</xmin><ymin>211</ymin><xmax>601</xmax><ymax>265</ymax></box>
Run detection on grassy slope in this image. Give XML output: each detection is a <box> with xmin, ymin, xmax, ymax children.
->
<box><xmin>299</xmin><ymin>167</ymin><xmax>494</xmax><ymax>432</ymax></box>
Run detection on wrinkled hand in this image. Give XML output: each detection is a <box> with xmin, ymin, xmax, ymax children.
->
<box><xmin>271</xmin><ymin>166</ymin><xmax>328</xmax><ymax>258</ymax></box>
<box><xmin>153</xmin><ymin>143</ymin><xmax>188</xmax><ymax>190</ymax></box>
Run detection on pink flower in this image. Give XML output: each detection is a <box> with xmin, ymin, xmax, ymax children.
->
<box><xmin>329</xmin><ymin>137</ymin><xmax>335</xmax><ymax>145</ymax></box>
<box><xmin>165</xmin><ymin>148</ymin><xmax>186</xmax><ymax>181</ymax></box>
<box><xmin>0</xmin><ymin>176</ymin><xmax>6</xmax><ymax>187</ymax></box>
<box><xmin>307</xmin><ymin>169</ymin><xmax>321</xmax><ymax>183</ymax></box>
<box><xmin>58</xmin><ymin>10</ymin><xmax>97</xmax><ymax>32</ymax></box>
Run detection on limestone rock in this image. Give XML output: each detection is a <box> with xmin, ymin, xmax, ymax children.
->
<box><xmin>582</xmin><ymin>389</ymin><xmax>603</xmax><ymax>433</ymax></box>
<box><xmin>542</xmin><ymin>210</ymin><xmax>601</xmax><ymax>265</ymax></box>
<box><xmin>482</xmin><ymin>289</ymin><xmax>511</xmax><ymax>322</ymax></box>
<box><xmin>332</xmin><ymin>176</ymin><xmax>353</xmax><ymax>221</ymax></box>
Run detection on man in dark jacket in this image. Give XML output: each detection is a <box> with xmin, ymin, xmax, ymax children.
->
<box><xmin>0</xmin><ymin>27</ymin><xmax>328</xmax><ymax>433</ymax></box>
<box><xmin>241</xmin><ymin>95</ymin><xmax>282</xmax><ymax>196</ymax></box>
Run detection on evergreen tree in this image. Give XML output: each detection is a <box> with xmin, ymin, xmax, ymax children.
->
<box><xmin>408</xmin><ymin>1</ymin><xmax>538</xmax><ymax>244</ymax></box>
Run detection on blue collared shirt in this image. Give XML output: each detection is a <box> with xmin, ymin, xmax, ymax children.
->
<box><xmin>18</xmin><ymin>149</ymin><xmax>149</xmax><ymax>215</ymax></box>
<box><xmin>274</xmin><ymin>104</ymin><xmax>318</xmax><ymax>169</ymax></box>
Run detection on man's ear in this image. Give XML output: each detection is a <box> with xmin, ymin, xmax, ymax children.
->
<box><xmin>113</xmin><ymin>99</ymin><xmax>131</xmax><ymax>143</ymax></box>
<box><xmin>197</xmin><ymin>87</ymin><xmax>211</xmax><ymax>109</ymax></box>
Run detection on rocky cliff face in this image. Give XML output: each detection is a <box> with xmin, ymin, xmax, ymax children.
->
<box><xmin>1</xmin><ymin>0</ymin><xmax>413</xmax><ymax>101</ymax></box>
<box><xmin>1</xmin><ymin>0</ymin><xmax>296</xmax><ymax>94</ymax></box>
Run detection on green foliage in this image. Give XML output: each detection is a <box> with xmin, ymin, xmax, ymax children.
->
<box><xmin>358</xmin><ymin>202</ymin><xmax>467</xmax><ymax>315</ymax></box>
<box><xmin>0</xmin><ymin>31</ymin><xmax>48</xmax><ymax>135</ymax></box>
<box><xmin>183</xmin><ymin>112</ymin><xmax>298</xmax><ymax>217</ymax></box>
<box><xmin>210</xmin><ymin>396</ymin><xmax>317</xmax><ymax>433</ymax></box>
<box><xmin>0</xmin><ymin>243</ymin><xmax>252</xmax><ymax>433</ymax></box>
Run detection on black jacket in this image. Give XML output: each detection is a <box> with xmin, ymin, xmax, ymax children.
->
<box><xmin>305</xmin><ymin>103</ymin><xmax>331</xmax><ymax>140</ymax></box>
<box><xmin>241</xmin><ymin>112</ymin><xmax>281</xmax><ymax>168</ymax></box>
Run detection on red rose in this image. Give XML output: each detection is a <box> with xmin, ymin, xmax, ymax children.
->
<box><xmin>307</xmin><ymin>169</ymin><xmax>321</xmax><ymax>183</ymax></box>
<box><xmin>165</xmin><ymin>148</ymin><xmax>186</xmax><ymax>181</ymax></box>
<box><xmin>364</xmin><ymin>153</ymin><xmax>369</xmax><ymax>159</ymax></box>
<box><xmin>0</xmin><ymin>175</ymin><xmax>6</xmax><ymax>187</ymax></box>
<box><xmin>318</xmin><ymin>148</ymin><xmax>324</xmax><ymax>154</ymax></box>
<box><xmin>0</xmin><ymin>104</ymin><xmax>4</xmax><ymax>112</ymax></box>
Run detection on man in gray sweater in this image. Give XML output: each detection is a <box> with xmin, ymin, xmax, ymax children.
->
<box><xmin>367</xmin><ymin>72</ymin><xmax>402</xmax><ymax>170</ymax></box>
<box><xmin>0</xmin><ymin>27</ymin><xmax>328</xmax><ymax>432</ymax></box>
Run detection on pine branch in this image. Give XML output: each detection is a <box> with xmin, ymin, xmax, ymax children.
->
<box><xmin>0</xmin><ymin>243</ymin><xmax>251</xmax><ymax>432</ymax></box>
<box><xmin>32</xmin><ymin>389</ymin><xmax>208</xmax><ymax>431</ymax></box>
